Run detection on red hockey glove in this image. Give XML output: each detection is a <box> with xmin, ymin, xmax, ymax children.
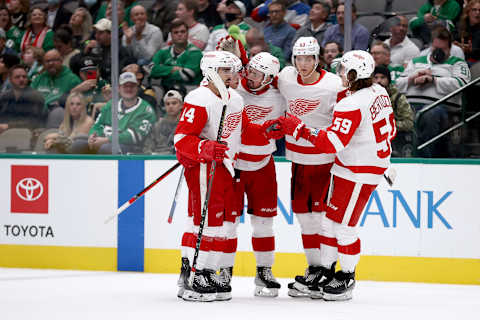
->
<box><xmin>216</xmin><ymin>35</ymin><xmax>249</xmax><ymax>66</ymax></box>
<box><xmin>279</xmin><ymin>113</ymin><xmax>305</xmax><ymax>140</ymax></box>
<box><xmin>262</xmin><ymin>119</ymin><xmax>284</xmax><ymax>140</ymax></box>
<box><xmin>198</xmin><ymin>140</ymin><xmax>229</xmax><ymax>162</ymax></box>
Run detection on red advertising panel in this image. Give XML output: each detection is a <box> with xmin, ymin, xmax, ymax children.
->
<box><xmin>11</xmin><ymin>165</ymin><xmax>49</xmax><ymax>214</ymax></box>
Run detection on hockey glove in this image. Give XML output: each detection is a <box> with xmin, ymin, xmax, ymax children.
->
<box><xmin>262</xmin><ymin>119</ymin><xmax>284</xmax><ymax>140</ymax></box>
<box><xmin>198</xmin><ymin>140</ymin><xmax>229</xmax><ymax>162</ymax></box>
<box><xmin>216</xmin><ymin>35</ymin><xmax>249</xmax><ymax>66</ymax></box>
<box><xmin>279</xmin><ymin>113</ymin><xmax>306</xmax><ymax>141</ymax></box>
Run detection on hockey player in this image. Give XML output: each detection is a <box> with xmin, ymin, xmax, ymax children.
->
<box><xmin>278</xmin><ymin>50</ymin><xmax>396</xmax><ymax>300</ymax></box>
<box><xmin>218</xmin><ymin>52</ymin><xmax>286</xmax><ymax>297</ymax></box>
<box><xmin>276</xmin><ymin>36</ymin><xmax>344</xmax><ymax>297</ymax></box>
<box><xmin>174</xmin><ymin>50</ymin><xmax>244</xmax><ymax>302</ymax></box>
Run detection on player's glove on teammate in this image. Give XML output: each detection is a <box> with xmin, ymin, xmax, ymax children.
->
<box><xmin>216</xmin><ymin>35</ymin><xmax>249</xmax><ymax>66</ymax></box>
<box><xmin>278</xmin><ymin>113</ymin><xmax>306</xmax><ymax>141</ymax></box>
<box><xmin>198</xmin><ymin>140</ymin><xmax>229</xmax><ymax>162</ymax></box>
<box><xmin>262</xmin><ymin>119</ymin><xmax>284</xmax><ymax>140</ymax></box>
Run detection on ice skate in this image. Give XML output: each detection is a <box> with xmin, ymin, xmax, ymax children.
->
<box><xmin>182</xmin><ymin>270</ymin><xmax>217</xmax><ymax>302</ymax></box>
<box><xmin>287</xmin><ymin>265</ymin><xmax>324</xmax><ymax>297</ymax></box>
<box><xmin>219</xmin><ymin>267</ymin><xmax>233</xmax><ymax>286</ymax></box>
<box><xmin>309</xmin><ymin>263</ymin><xmax>336</xmax><ymax>299</ymax></box>
<box><xmin>322</xmin><ymin>270</ymin><xmax>355</xmax><ymax>301</ymax></box>
<box><xmin>205</xmin><ymin>269</ymin><xmax>232</xmax><ymax>301</ymax></box>
<box><xmin>254</xmin><ymin>266</ymin><xmax>281</xmax><ymax>297</ymax></box>
<box><xmin>177</xmin><ymin>257</ymin><xmax>190</xmax><ymax>298</ymax></box>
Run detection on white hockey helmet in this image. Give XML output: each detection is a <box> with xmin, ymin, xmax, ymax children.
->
<box><xmin>338</xmin><ymin>50</ymin><xmax>375</xmax><ymax>81</ymax></box>
<box><xmin>247</xmin><ymin>52</ymin><xmax>280</xmax><ymax>88</ymax></box>
<box><xmin>200</xmin><ymin>51</ymin><xmax>242</xmax><ymax>78</ymax></box>
<box><xmin>291</xmin><ymin>36</ymin><xmax>320</xmax><ymax>65</ymax></box>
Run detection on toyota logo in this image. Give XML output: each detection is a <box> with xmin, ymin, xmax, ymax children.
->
<box><xmin>16</xmin><ymin>178</ymin><xmax>44</xmax><ymax>201</ymax></box>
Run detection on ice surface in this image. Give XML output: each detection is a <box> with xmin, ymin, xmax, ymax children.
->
<box><xmin>1</xmin><ymin>268</ymin><xmax>479</xmax><ymax>320</ymax></box>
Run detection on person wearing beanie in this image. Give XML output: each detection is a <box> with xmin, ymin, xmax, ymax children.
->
<box><xmin>373</xmin><ymin>65</ymin><xmax>415</xmax><ymax>157</ymax></box>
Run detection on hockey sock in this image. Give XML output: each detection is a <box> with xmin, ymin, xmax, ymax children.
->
<box><xmin>219</xmin><ymin>220</ymin><xmax>238</xmax><ymax>269</ymax></box>
<box><xmin>319</xmin><ymin>214</ymin><xmax>338</xmax><ymax>268</ymax></box>
<box><xmin>251</xmin><ymin>216</ymin><xmax>275</xmax><ymax>267</ymax></box>
<box><xmin>296</xmin><ymin>212</ymin><xmax>322</xmax><ymax>266</ymax></box>
<box><xmin>337</xmin><ymin>238</ymin><xmax>360</xmax><ymax>272</ymax></box>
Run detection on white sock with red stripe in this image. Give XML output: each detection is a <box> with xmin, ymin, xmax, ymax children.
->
<box><xmin>180</xmin><ymin>217</ymin><xmax>195</xmax><ymax>264</ymax></box>
<box><xmin>319</xmin><ymin>214</ymin><xmax>338</xmax><ymax>268</ymax></box>
<box><xmin>251</xmin><ymin>216</ymin><xmax>275</xmax><ymax>267</ymax></box>
<box><xmin>219</xmin><ymin>220</ymin><xmax>239</xmax><ymax>269</ymax></box>
<box><xmin>335</xmin><ymin>223</ymin><xmax>361</xmax><ymax>272</ymax></box>
<box><xmin>296</xmin><ymin>212</ymin><xmax>322</xmax><ymax>266</ymax></box>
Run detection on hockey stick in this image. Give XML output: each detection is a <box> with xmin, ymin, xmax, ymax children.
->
<box><xmin>167</xmin><ymin>167</ymin><xmax>185</xmax><ymax>224</ymax></box>
<box><xmin>104</xmin><ymin>162</ymin><xmax>181</xmax><ymax>224</ymax></box>
<box><xmin>188</xmin><ymin>69</ymin><xmax>230</xmax><ymax>282</ymax></box>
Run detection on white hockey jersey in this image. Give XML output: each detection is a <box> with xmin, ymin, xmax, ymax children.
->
<box><xmin>174</xmin><ymin>86</ymin><xmax>244</xmax><ymax>177</ymax></box>
<box><xmin>235</xmin><ymin>78</ymin><xmax>287</xmax><ymax>171</ymax></box>
<box><xmin>277</xmin><ymin>66</ymin><xmax>344</xmax><ymax>165</ymax></box>
<box><xmin>302</xmin><ymin>83</ymin><xmax>396</xmax><ymax>185</ymax></box>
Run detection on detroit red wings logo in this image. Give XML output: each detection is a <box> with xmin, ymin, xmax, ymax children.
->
<box><xmin>289</xmin><ymin>98</ymin><xmax>320</xmax><ymax>116</ymax></box>
<box><xmin>221</xmin><ymin>112</ymin><xmax>242</xmax><ymax>139</ymax></box>
<box><xmin>244</xmin><ymin>105</ymin><xmax>273</xmax><ymax>122</ymax></box>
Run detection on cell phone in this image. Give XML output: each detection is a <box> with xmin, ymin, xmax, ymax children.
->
<box><xmin>86</xmin><ymin>69</ymin><xmax>97</xmax><ymax>80</ymax></box>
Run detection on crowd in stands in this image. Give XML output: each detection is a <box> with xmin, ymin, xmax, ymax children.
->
<box><xmin>0</xmin><ymin>0</ymin><xmax>479</xmax><ymax>157</ymax></box>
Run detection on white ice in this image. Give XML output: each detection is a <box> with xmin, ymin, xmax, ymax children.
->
<box><xmin>1</xmin><ymin>268</ymin><xmax>479</xmax><ymax>320</ymax></box>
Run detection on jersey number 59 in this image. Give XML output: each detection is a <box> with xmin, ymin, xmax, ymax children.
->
<box><xmin>373</xmin><ymin>113</ymin><xmax>395</xmax><ymax>158</ymax></box>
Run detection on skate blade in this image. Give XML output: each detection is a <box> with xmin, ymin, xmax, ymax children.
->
<box><xmin>215</xmin><ymin>292</ymin><xmax>232</xmax><ymax>301</ymax></box>
<box><xmin>254</xmin><ymin>286</ymin><xmax>279</xmax><ymax>297</ymax></box>
<box><xmin>182</xmin><ymin>290</ymin><xmax>216</xmax><ymax>302</ymax></box>
<box><xmin>309</xmin><ymin>289</ymin><xmax>323</xmax><ymax>300</ymax></box>
<box><xmin>322</xmin><ymin>290</ymin><xmax>353</xmax><ymax>301</ymax></box>
<box><xmin>287</xmin><ymin>288</ymin><xmax>310</xmax><ymax>298</ymax></box>
<box><xmin>177</xmin><ymin>286</ymin><xmax>185</xmax><ymax>299</ymax></box>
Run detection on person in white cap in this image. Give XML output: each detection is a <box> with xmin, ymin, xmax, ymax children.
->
<box><xmin>147</xmin><ymin>89</ymin><xmax>183</xmax><ymax>154</ymax></box>
<box><xmin>84</xmin><ymin>71</ymin><xmax>156</xmax><ymax>154</ymax></box>
<box><xmin>278</xmin><ymin>50</ymin><xmax>396</xmax><ymax>301</ymax></box>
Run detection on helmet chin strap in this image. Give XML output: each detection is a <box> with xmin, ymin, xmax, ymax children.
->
<box><xmin>295</xmin><ymin>55</ymin><xmax>319</xmax><ymax>80</ymax></box>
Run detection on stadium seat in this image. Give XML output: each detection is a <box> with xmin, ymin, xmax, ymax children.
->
<box><xmin>0</xmin><ymin>128</ymin><xmax>32</xmax><ymax>153</ymax></box>
<box><xmin>356</xmin><ymin>14</ymin><xmax>386</xmax><ymax>33</ymax></box>
<box><xmin>33</xmin><ymin>128</ymin><xmax>59</xmax><ymax>153</ymax></box>
<box><xmin>391</xmin><ymin>0</ymin><xmax>427</xmax><ymax>13</ymax></box>
<box><xmin>355</xmin><ymin>0</ymin><xmax>388</xmax><ymax>13</ymax></box>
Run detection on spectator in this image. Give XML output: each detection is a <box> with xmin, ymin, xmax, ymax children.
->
<box><xmin>204</xmin><ymin>0</ymin><xmax>250</xmax><ymax>52</ymax></box>
<box><xmin>151</xmin><ymin>19</ymin><xmax>203</xmax><ymax>93</ymax></box>
<box><xmin>70</xmin><ymin>55</ymin><xmax>108</xmax><ymax>116</ymax></box>
<box><xmin>124</xmin><ymin>0</ymin><xmax>140</xmax><ymax>27</ymax></box>
<box><xmin>0</xmin><ymin>6</ymin><xmax>23</xmax><ymax>54</ymax></box>
<box><xmin>69</xmin><ymin>7</ymin><xmax>93</xmax><ymax>50</ymax></box>
<box><xmin>251</xmin><ymin>0</ymin><xmax>311</xmax><ymax>29</ymax></box>
<box><xmin>197</xmin><ymin>0</ymin><xmax>223</xmax><ymax>30</ymax></box>
<box><xmin>321</xmin><ymin>2</ymin><xmax>369</xmax><ymax>51</ymax></box>
<box><xmin>21</xmin><ymin>45</ymin><xmax>44</xmax><ymax>80</ymax></box>
<box><xmin>373</xmin><ymin>65</ymin><xmax>415</xmax><ymax>157</ymax></box>
<box><xmin>245</xmin><ymin>27</ymin><xmax>286</xmax><ymax>69</ymax></box>
<box><xmin>385</xmin><ymin>15</ymin><xmax>421</xmax><ymax>68</ymax></box>
<box><xmin>7</xmin><ymin>0</ymin><xmax>28</xmax><ymax>30</ymax></box>
<box><xmin>420</xmin><ymin>25</ymin><xmax>466</xmax><ymax>59</ymax></box>
<box><xmin>146</xmin><ymin>89</ymin><xmax>183</xmax><ymax>154</ymax></box>
<box><xmin>396</xmin><ymin>27</ymin><xmax>471</xmax><ymax>157</ymax></box>
<box><xmin>264</xmin><ymin>1</ymin><xmax>296</xmax><ymax>60</ymax></box>
<box><xmin>167</xmin><ymin>0</ymin><xmax>209</xmax><ymax>50</ymax></box>
<box><xmin>20</xmin><ymin>7</ymin><xmax>55</xmax><ymax>53</ymax></box>
<box><xmin>122</xmin><ymin>63</ymin><xmax>158</xmax><ymax>113</ymax></box>
<box><xmin>31</xmin><ymin>49</ymin><xmax>81</xmax><ymax>127</ymax></box>
<box><xmin>46</xmin><ymin>0</ymin><xmax>72</xmax><ymax>31</ymax></box>
<box><xmin>370</xmin><ymin>41</ymin><xmax>404</xmax><ymax>83</ymax></box>
<box><xmin>43</xmin><ymin>92</ymin><xmax>94</xmax><ymax>153</ymax></box>
<box><xmin>106</xmin><ymin>0</ymin><xmax>127</xmax><ymax>38</ymax></box>
<box><xmin>410</xmin><ymin>0</ymin><xmax>461</xmax><ymax>46</ymax></box>
<box><xmin>122</xmin><ymin>5</ymin><xmax>164</xmax><ymax>65</ymax></box>
<box><xmin>0</xmin><ymin>64</ymin><xmax>46</xmax><ymax>134</ymax></box>
<box><xmin>147</xmin><ymin>0</ymin><xmax>179</xmax><ymax>41</ymax></box>
<box><xmin>323</xmin><ymin>40</ymin><xmax>342</xmax><ymax>72</ymax></box>
<box><xmin>294</xmin><ymin>0</ymin><xmax>331</xmax><ymax>45</ymax></box>
<box><xmin>78</xmin><ymin>0</ymin><xmax>103</xmax><ymax>25</ymax></box>
<box><xmin>82</xmin><ymin>18</ymin><xmax>135</xmax><ymax>83</ymax></box>
<box><xmin>0</xmin><ymin>28</ymin><xmax>18</xmax><ymax>56</ymax></box>
<box><xmin>0</xmin><ymin>53</ymin><xmax>20</xmax><ymax>93</ymax></box>
<box><xmin>454</xmin><ymin>0</ymin><xmax>480</xmax><ymax>64</ymax></box>
<box><xmin>82</xmin><ymin>71</ymin><xmax>156</xmax><ymax>154</ymax></box>
<box><xmin>54</xmin><ymin>25</ymin><xmax>80</xmax><ymax>68</ymax></box>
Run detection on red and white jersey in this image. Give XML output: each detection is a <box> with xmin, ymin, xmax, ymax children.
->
<box><xmin>235</xmin><ymin>78</ymin><xmax>287</xmax><ymax>171</ymax></box>
<box><xmin>277</xmin><ymin>66</ymin><xmax>344</xmax><ymax>165</ymax></box>
<box><xmin>308</xmin><ymin>83</ymin><xmax>396</xmax><ymax>184</ymax></box>
<box><xmin>174</xmin><ymin>86</ymin><xmax>244</xmax><ymax>177</ymax></box>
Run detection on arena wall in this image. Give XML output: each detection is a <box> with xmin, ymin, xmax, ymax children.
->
<box><xmin>1</xmin><ymin>155</ymin><xmax>479</xmax><ymax>285</ymax></box>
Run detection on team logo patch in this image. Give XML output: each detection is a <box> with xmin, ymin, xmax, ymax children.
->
<box><xmin>244</xmin><ymin>105</ymin><xmax>272</xmax><ymax>122</ymax></box>
<box><xmin>221</xmin><ymin>112</ymin><xmax>242</xmax><ymax>139</ymax></box>
<box><xmin>11</xmin><ymin>165</ymin><xmax>49</xmax><ymax>214</ymax></box>
<box><xmin>289</xmin><ymin>98</ymin><xmax>319</xmax><ymax>116</ymax></box>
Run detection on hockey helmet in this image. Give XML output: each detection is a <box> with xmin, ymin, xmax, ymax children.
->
<box><xmin>338</xmin><ymin>50</ymin><xmax>375</xmax><ymax>81</ymax></box>
<box><xmin>247</xmin><ymin>52</ymin><xmax>280</xmax><ymax>88</ymax></box>
<box><xmin>291</xmin><ymin>37</ymin><xmax>320</xmax><ymax>65</ymax></box>
<box><xmin>200</xmin><ymin>51</ymin><xmax>242</xmax><ymax>77</ymax></box>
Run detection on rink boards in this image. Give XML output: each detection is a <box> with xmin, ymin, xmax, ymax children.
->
<box><xmin>0</xmin><ymin>155</ymin><xmax>479</xmax><ymax>284</ymax></box>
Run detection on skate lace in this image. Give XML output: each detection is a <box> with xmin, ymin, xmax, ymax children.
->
<box><xmin>195</xmin><ymin>274</ymin><xmax>210</xmax><ymax>288</ymax></box>
<box><xmin>220</xmin><ymin>268</ymin><xmax>231</xmax><ymax>283</ymax></box>
<box><xmin>209</xmin><ymin>272</ymin><xmax>227</xmax><ymax>286</ymax></box>
<box><xmin>328</xmin><ymin>278</ymin><xmax>344</xmax><ymax>289</ymax></box>
<box><xmin>261</xmin><ymin>268</ymin><xmax>275</xmax><ymax>281</ymax></box>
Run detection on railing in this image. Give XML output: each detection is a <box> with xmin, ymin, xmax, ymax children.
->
<box><xmin>414</xmin><ymin>76</ymin><xmax>480</xmax><ymax>154</ymax></box>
